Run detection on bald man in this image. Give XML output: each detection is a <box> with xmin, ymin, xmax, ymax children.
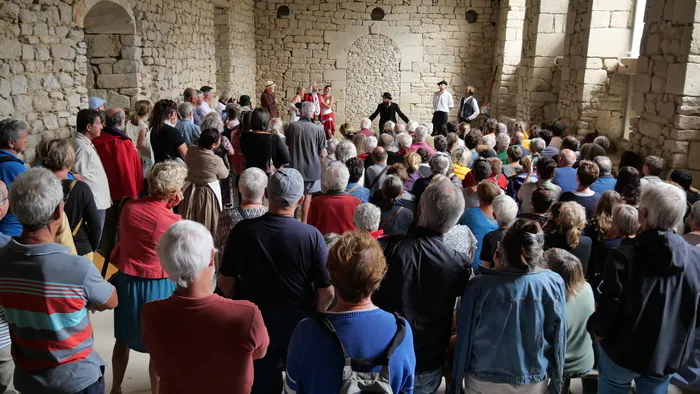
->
<box><xmin>553</xmin><ymin>149</ymin><xmax>578</xmax><ymax>193</ymax></box>
<box><xmin>512</xmin><ymin>131</ymin><xmax>531</xmax><ymax>156</ymax></box>
<box><xmin>93</xmin><ymin>107</ymin><xmax>144</xmax><ymax>257</ymax></box>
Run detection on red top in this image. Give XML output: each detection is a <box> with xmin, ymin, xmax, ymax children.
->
<box><xmin>370</xmin><ymin>229</ymin><xmax>385</xmax><ymax>239</ymax></box>
<box><xmin>307</xmin><ymin>193</ymin><xmax>361</xmax><ymax>235</ymax></box>
<box><xmin>357</xmin><ymin>128</ymin><xmax>375</xmax><ymax>138</ymax></box>
<box><xmin>462</xmin><ymin>174</ymin><xmax>506</xmax><ymax>190</ymax></box>
<box><xmin>110</xmin><ymin>197</ymin><xmax>180</xmax><ymax>278</ymax></box>
<box><xmin>358</xmin><ymin>153</ymin><xmax>370</xmax><ymax>161</ymax></box>
<box><xmin>142</xmin><ymin>294</ymin><xmax>269</xmax><ymax>394</ymax></box>
<box><xmin>409</xmin><ymin>141</ymin><xmax>436</xmax><ymax>155</ymax></box>
<box><xmin>93</xmin><ymin>131</ymin><xmax>143</xmax><ymax>201</ymax></box>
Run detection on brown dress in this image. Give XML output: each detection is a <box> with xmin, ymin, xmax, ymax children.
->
<box><xmin>181</xmin><ymin>146</ymin><xmax>229</xmax><ymax>234</ymax></box>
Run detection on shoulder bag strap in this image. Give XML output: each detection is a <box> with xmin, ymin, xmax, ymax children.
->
<box><xmin>67</xmin><ymin>180</ymin><xmax>84</xmax><ymax>237</ymax></box>
<box><xmin>347</xmin><ymin>184</ymin><xmax>360</xmax><ymax>193</ymax></box>
<box><xmin>379</xmin><ymin>206</ymin><xmax>404</xmax><ymax>229</ymax></box>
<box><xmin>369</xmin><ymin>166</ymin><xmax>389</xmax><ymax>190</ymax></box>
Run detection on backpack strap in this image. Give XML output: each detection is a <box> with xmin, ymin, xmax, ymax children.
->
<box><xmin>315</xmin><ymin>313</ymin><xmax>352</xmax><ymax>368</ymax></box>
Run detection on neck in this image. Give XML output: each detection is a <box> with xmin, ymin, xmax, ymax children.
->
<box><xmin>269</xmin><ymin>206</ymin><xmax>296</xmax><ymax>217</ymax></box>
<box><xmin>3</xmin><ymin>148</ymin><xmax>18</xmax><ymax>156</ymax></box>
<box><xmin>480</xmin><ymin>205</ymin><xmax>494</xmax><ymax>217</ymax></box>
<box><xmin>18</xmin><ymin>227</ymin><xmax>55</xmax><ymax>245</ymax></box>
<box><xmin>240</xmin><ymin>199</ymin><xmax>264</xmax><ymax>208</ymax></box>
<box><xmin>81</xmin><ymin>131</ymin><xmax>94</xmax><ymax>141</ymax></box>
<box><xmin>174</xmin><ymin>278</ymin><xmax>213</xmax><ymax>299</ymax></box>
<box><xmin>330</xmin><ymin>297</ymin><xmax>375</xmax><ymax>312</ymax></box>
<box><xmin>53</xmin><ymin>169</ymin><xmax>70</xmax><ymax>180</ymax></box>
<box><xmin>576</xmin><ymin>186</ymin><xmax>592</xmax><ymax>193</ymax></box>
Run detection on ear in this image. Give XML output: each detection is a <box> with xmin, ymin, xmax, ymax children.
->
<box><xmin>52</xmin><ymin>202</ymin><xmax>63</xmax><ymax>222</ymax></box>
<box><xmin>209</xmin><ymin>249</ymin><xmax>216</xmax><ymax>267</ymax></box>
<box><xmin>297</xmin><ymin>194</ymin><xmax>305</xmax><ymax>206</ymax></box>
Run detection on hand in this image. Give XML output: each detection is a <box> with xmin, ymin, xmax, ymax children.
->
<box><xmin>73</xmin><ymin>173</ymin><xmax>85</xmax><ymax>181</ymax></box>
<box><xmin>166</xmin><ymin>191</ymin><xmax>184</xmax><ymax>209</ymax></box>
<box><xmin>593</xmin><ymin>334</ymin><xmax>604</xmax><ymax>343</ymax></box>
<box><xmin>227</xmin><ymin>146</ymin><xmax>235</xmax><ymax>156</ymax></box>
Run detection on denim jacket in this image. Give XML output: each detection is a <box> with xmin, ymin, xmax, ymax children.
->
<box><xmin>450</xmin><ymin>266</ymin><xmax>567</xmax><ymax>394</ymax></box>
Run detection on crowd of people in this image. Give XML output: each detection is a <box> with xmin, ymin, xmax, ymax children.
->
<box><xmin>0</xmin><ymin>80</ymin><xmax>699</xmax><ymax>394</ymax></box>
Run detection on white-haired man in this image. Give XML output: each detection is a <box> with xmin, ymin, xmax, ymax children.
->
<box><xmin>0</xmin><ymin>168</ymin><xmax>117</xmax><ymax>394</ymax></box>
<box><xmin>285</xmin><ymin>101</ymin><xmax>326</xmax><ymax>223</ymax></box>
<box><xmin>375</xmin><ymin>179</ymin><xmax>472</xmax><ymax>394</ymax></box>
<box><xmin>397</xmin><ymin>133</ymin><xmax>413</xmax><ymax>156</ymax></box>
<box><xmin>411</xmin><ymin>152</ymin><xmax>451</xmax><ymax>203</ymax></box>
<box><xmin>553</xmin><ymin>149</ymin><xmax>578</xmax><ymax>193</ymax></box>
<box><xmin>175</xmin><ymin>102</ymin><xmax>200</xmax><ymax>146</ymax></box>
<box><xmin>143</xmin><ymin>220</ymin><xmax>269</xmax><ymax>394</ymax></box>
<box><xmin>219</xmin><ymin>168</ymin><xmax>334</xmax><ymax>394</ymax></box>
<box><xmin>496</xmin><ymin>133</ymin><xmax>511</xmax><ymax>165</ymax></box>
<box><xmin>479</xmin><ymin>195</ymin><xmax>518</xmax><ymax>266</ymax></box>
<box><xmin>0</xmin><ymin>119</ymin><xmax>29</xmax><ymax>237</ymax></box>
<box><xmin>410</xmin><ymin>125</ymin><xmax>436</xmax><ymax>155</ymax></box>
<box><xmin>335</xmin><ymin>140</ymin><xmax>357</xmax><ymax>163</ymax></box>
<box><xmin>358</xmin><ymin>118</ymin><xmax>374</xmax><ymax>137</ymax></box>
<box><xmin>308</xmin><ymin>163</ymin><xmax>361</xmax><ymax>235</ymax></box>
<box><xmin>588</xmin><ymin>183</ymin><xmax>700</xmax><ymax>394</ymax></box>
<box><xmin>353</xmin><ymin>203</ymin><xmax>383</xmax><ymax>239</ymax></box>
<box><xmin>365</xmin><ymin>147</ymin><xmax>389</xmax><ymax>196</ymax></box>
<box><xmin>394</xmin><ymin>123</ymin><xmax>407</xmax><ymax>135</ymax></box>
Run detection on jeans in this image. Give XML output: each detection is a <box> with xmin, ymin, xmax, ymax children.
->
<box><xmin>414</xmin><ymin>368</ymin><xmax>443</xmax><ymax>394</ymax></box>
<box><xmin>72</xmin><ymin>377</ymin><xmax>104</xmax><ymax>394</ymax></box>
<box><xmin>0</xmin><ymin>345</ymin><xmax>18</xmax><ymax>394</ymax></box>
<box><xmin>95</xmin><ymin>209</ymin><xmax>106</xmax><ymax>242</ymax></box>
<box><xmin>598</xmin><ymin>348</ymin><xmax>671</xmax><ymax>394</ymax></box>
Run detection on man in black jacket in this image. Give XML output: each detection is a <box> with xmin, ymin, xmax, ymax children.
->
<box><xmin>369</xmin><ymin>92</ymin><xmax>409</xmax><ymax>129</ymax></box>
<box><xmin>587</xmin><ymin>182</ymin><xmax>700</xmax><ymax>393</ymax></box>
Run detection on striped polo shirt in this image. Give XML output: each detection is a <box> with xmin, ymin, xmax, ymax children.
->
<box><xmin>0</xmin><ymin>239</ymin><xmax>115</xmax><ymax>393</ymax></box>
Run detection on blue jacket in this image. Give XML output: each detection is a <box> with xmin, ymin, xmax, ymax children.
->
<box><xmin>451</xmin><ymin>267</ymin><xmax>567</xmax><ymax>394</ymax></box>
<box><xmin>590</xmin><ymin>174</ymin><xmax>617</xmax><ymax>194</ymax></box>
<box><xmin>0</xmin><ymin>150</ymin><xmax>27</xmax><ymax>236</ymax></box>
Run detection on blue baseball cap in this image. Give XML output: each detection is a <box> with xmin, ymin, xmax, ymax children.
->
<box><xmin>88</xmin><ymin>97</ymin><xmax>106</xmax><ymax>110</ymax></box>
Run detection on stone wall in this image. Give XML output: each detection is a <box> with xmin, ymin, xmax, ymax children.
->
<box><xmin>215</xmin><ymin>0</ymin><xmax>255</xmax><ymax>97</ymax></box>
<box><xmin>491</xmin><ymin>0</ymin><xmax>526</xmax><ymax>120</ymax></box>
<box><xmin>254</xmin><ymin>0</ymin><xmax>498</xmax><ymax>127</ymax></box>
<box><xmin>629</xmin><ymin>0</ymin><xmax>700</xmax><ymax>180</ymax></box>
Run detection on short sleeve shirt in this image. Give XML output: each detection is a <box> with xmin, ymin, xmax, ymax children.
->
<box><xmin>220</xmin><ymin>213</ymin><xmax>330</xmax><ymax>312</ymax></box>
<box><xmin>150</xmin><ymin>124</ymin><xmax>186</xmax><ymax>163</ymax></box>
<box><xmin>285</xmin><ymin>118</ymin><xmax>326</xmax><ymax>181</ymax></box>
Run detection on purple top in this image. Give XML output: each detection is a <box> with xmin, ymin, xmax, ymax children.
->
<box><xmin>405</xmin><ymin>171</ymin><xmax>423</xmax><ymax>192</ymax></box>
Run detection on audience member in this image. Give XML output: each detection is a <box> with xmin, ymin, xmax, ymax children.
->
<box><xmin>433</xmin><ymin>135</ymin><xmax>448</xmax><ymax>153</ymax></box>
<box><xmin>143</xmin><ymin>220</ymin><xmax>269</xmax><ymax>394</ymax></box>
<box><xmin>451</xmin><ymin>147</ymin><xmax>470</xmax><ymax>180</ymax></box>
<box><xmin>366</xmin><ymin>147</ymin><xmax>389</xmax><ymax>195</ymax></box>
<box><xmin>540</xmin><ymin>129</ymin><xmax>559</xmax><ymax>159</ymax></box>
<box><xmin>88</xmin><ymin>96</ymin><xmax>106</xmax><ymax>111</ymax></box>
<box><xmin>0</xmin><ymin>179</ymin><xmax>12</xmax><ymax>392</ymax></box>
<box><xmin>219</xmin><ymin>168</ymin><xmax>334</xmax><ymax>394</ymax></box>
<box><xmin>640</xmin><ymin>155</ymin><xmax>665</xmax><ymax>187</ymax></box>
<box><xmin>518</xmin><ymin>157</ymin><xmax>562</xmax><ymax>213</ymax></box>
<box><xmin>357</xmin><ymin>118</ymin><xmax>374</xmax><ymax>137</ymax></box>
<box><xmin>450</xmin><ymin>219</ymin><xmax>566</xmax><ymax>394</ymax></box>
<box><xmin>0</xmin><ymin>168</ymin><xmax>117</xmax><ymax>394</ymax></box>
<box><xmin>354</xmin><ymin>134</ymin><xmax>368</xmax><ymax>159</ymax></box>
<box><xmin>403</xmin><ymin>152</ymin><xmax>423</xmax><ymax>192</ymax></box>
<box><xmin>670</xmin><ymin>169</ymin><xmax>700</xmax><ymax>221</ymax></box>
<box><xmin>375</xmin><ymin>180</ymin><xmax>471</xmax><ymax>394</ymax></box>
<box><xmin>183</xmin><ymin>88</ymin><xmax>201</xmax><ymax>125</ymax></box>
<box><xmin>590</xmin><ymin>156</ymin><xmax>616</xmax><ymax>193</ymax></box>
<box><xmin>352</xmin><ymin>203</ymin><xmax>384</xmax><ymax>239</ymax></box>
<box><xmin>345</xmin><ymin>157</ymin><xmax>370</xmax><ymax>203</ymax></box>
<box><xmin>197</xmin><ymin>85</ymin><xmax>214</xmax><ymax>118</ymax></box>
<box><xmin>125</xmin><ymin>100</ymin><xmax>154</xmax><ymax>176</ymax></box>
<box><xmin>463</xmin><ymin>159</ymin><xmax>493</xmax><ymax>208</ymax></box>
<box><xmin>411</xmin><ymin>152</ymin><xmax>451</xmax><ymax>203</ymax></box>
<box><xmin>562</xmin><ymin>136</ymin><xmax>580</xmax><ymax>156</ymax></box>
<box><xmin>465</xmin><ymin>131</ymin><xmax>481</xmax><ymax>163</ymax></box>
<box><xmin>512</xmin><ymin>131</ymin><xmax>531</xmax><ymax>156</ymax></box>
<box><xmin>308</xmin><ymin>163</ymin><xmax>360</xmax><ymax>235</ymax></box>
<box><xmin>579</xmin><ymin>143</ymin><xmax>605</xmax><ymax>163</ymax></box>
<box><xmin>336</xmin><ymin>139</ymin><xmax>357</xmax><ymax>163</ymax></box>
<box><xmin>684</xmin><ymin>201</ymin><xmax>700</xmax><ymax>246</ymax></box>
<box><xmin>588</xmin><ymin>183</ymin><xmax>700</xmax><ymax>394</ymax></box>
<box><xmin>241</xmin><ymin>108</ymin><xmax>290</xmax><ymax>173</ymax></box>
<box><xmin>377</xmin><ymin>175</ymin><xmax>414</xmax><ymax>236</ymax></box>
<box><xmin>397</xmin><ymin>133</ymin><xmax>413</xmax><ymax>156</ymax></box>
<box><xmin>544</xmin><ymin>202</ymin><xmax>592</xmax><ymax>274</ymax></box>
<box><xmin>502</xmin><ymin>145</ymin><xmax>523</xmax><ymax>178</ymax></box>
<box><xmin>410</xmin><ymin>125</ymin><xmax>436</xmax><ymax>154</ymax></box>
<box><xmin>495</xmin><ymin>133</ymin><xmax>510</xmax><ymax>164</ymax></box>
<box><xmin>459</xmin><ymin>180</ymin><xmax>501</xmax><ymax>269</ymax></box>
<box><xmin>618</xmin><ymin>150</ymin><xmax>643</xmax><ymax>171</ymax></box>
<box><xmin>550</xmin><ymin>121</ymin><xmax>565</xmax><ymax>149</ymax></box>
<box><xmin>479</xmin><ymin>195</ymin><xmax>518</xmax><ymax>266</ymax></box>
<box><xmin>150</xmin><ymin>99</ymin><xmax>187</xmax><ymax>163</ymax></box>
<box><xmin>285</xmin><ymin>231</ymin><xmax>415</xmax><ymax>393</ymax></box>
<box><xmin>109</xmin><ymin>161</ymin><xmax>186</xmax><ymax>394</ymax></box>
<box><xmin>615</xmin><ymin>166</ymin><xmax>642</xmax><ymax>206</ymax></box>
<box><xmin>560</xmin><ymin>160</ymin><xmax>601</xmax><ymax>219</ymax></box>
<box><xmin>554</xmin><ymin>149</ymin><xmax>578</xmax><ymax>193</ymax></box>
<box><xmin>585</xmin><ymin>191</ymin><xmax>626</xmax><ymax>285</ymax></box>
<box><xmin>518</xmin><ymin>187</ymin><xmax>552</xmax><ymax>227</ymax></box>
<box><xmin>417</xmin><ymin>147</ymin><xmax>432</xmax><ymax>177</ymax></box>
<box><xmin>175</xmin><ymin>102</ymin><xmax>201</xmax><ymax>146</ymax></box>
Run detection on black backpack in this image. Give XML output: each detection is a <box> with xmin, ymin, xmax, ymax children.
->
<box><xmin>315</xmin><ymin>313</ymin><xmax>407</xmax><ymax>394</ymax></box>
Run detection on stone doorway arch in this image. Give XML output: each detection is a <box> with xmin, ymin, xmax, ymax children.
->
<box><xmin>345</xmin><ymin>35</ymin><xmax>401</xmax><ymax>130</ymax></box>
<box><xmin>83</xmin><ymin>0</ymin><xmax>140</xmax><ymax>109</ymax></box>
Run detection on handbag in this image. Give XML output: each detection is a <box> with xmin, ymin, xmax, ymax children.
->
<box><xmin>265</xmin><ymin>135</ymin><xmax>276</xmax><ymax>175</ymax></box>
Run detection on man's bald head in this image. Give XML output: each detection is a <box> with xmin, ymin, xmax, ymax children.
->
<box><xmin>513</xmin><ymin>132</ymin><xmax>525</xmax><ymax>144</ymax></box>
<box><xmin>105</xmin><ymin>108</ymin><xmax>126</xmax><ymax>129</ymax></box>
<box><xmin>559</xmin><ymin>149</ymin><xmax>576</xmax><ymax>166</ymax></box>
<box><xmin>371</xmin><ymin>146</ymin><xmax>388</xmax><ymax>164</ymax></box>
<box><xmin>0</xmin><ymin>180</ymin><xmax>8</xmax><ymax>221</ymax></box>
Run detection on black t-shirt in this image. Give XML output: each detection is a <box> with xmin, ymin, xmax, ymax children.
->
<box><xmin>150</xmin><ymin>124</ymin><xmax>186</xmax><ymax>163</ymax></box>
<box><xmin>479</xmin><ymin>228</ymin><xmax>506</xmax><ymax>263</ymax></box>
<box><xmin>240</xmin><ymin>132</ymin><xmax>290</xmax><ymax>171</ymax></box>
<box><xmin>61</xmin><ymin>180</ymin><xmax>101</xmax><ymax>255</ymax></box>
<box><xmin>544</xmin><ymin>232</ymin><xmax>593</xmax><ymax>274</ymax></box>
<box><xmin>559</xmin><ymin>191</ymin><xmax>601</xmax><ymax>220</ymax></box>
<box><xmin>220</xmin><ymin>213</ymin><xmax>330</xmax><ymax>312</ymax></box>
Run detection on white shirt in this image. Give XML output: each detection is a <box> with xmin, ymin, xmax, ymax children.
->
<box><xmin>433</xmin><ymin>90</ymin><xmax>454</xmax><ymax>113</ymax></box>
<box><xmin>73</xmin><ymin>132</ymin><xmax>112</xmax><ymax>210</ymax></box>
<box><xmin>197</xmin><ymin>101</ymin><xmax>212</xmax><ymax>118</ymax></box>
<box><xmin>463</xmin><ymin>96</ymin><xmax>480</xmax><ymax>120</ymax></box>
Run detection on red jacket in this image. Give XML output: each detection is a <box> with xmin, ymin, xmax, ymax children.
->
<box><xmin>93</xmin><ymin>128</ymin><xmax>143</xmax><ymax>201</ymax></box>
<box><xmin>307</xmin><ymin>193</ymin><xmax>360</xmax><ymax>235</ymax></box>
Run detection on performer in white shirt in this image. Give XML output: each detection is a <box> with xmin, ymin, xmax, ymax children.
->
<box><xmin>432</xmin><ymin>80</ymin><xmax>454</xmax><ymax>134</ymax></box>
<box><xmin>458</xmin><ymin>86</ymin><xmax>480</xmax><ymax>124</ymax></box>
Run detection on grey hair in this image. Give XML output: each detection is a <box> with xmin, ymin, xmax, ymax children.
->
<box><xmin>414</xmin><ymin>125</ymin><xmax>428</xmax><ymax>141</ymax></box>
<box><xmin>336</xmin><ymin>140</ymin><xmax>357</xmax><ymax>163</ymax></box>
<box><xmin>268</xmin><ymin>118</ymin><xmax>283</xmax><ymax>134</ymax></box>
<box><xmin>383</xmin><ymin>121</ymin><xmax>396</xmax><ymax>132</ymax></box>
<box><xmin>0</xmin><ymin>180</ymin><xmax>6</xmax><ymax>202</ymax></box>
<box><xmin>397</xmin><ymin>133</ymin><xmax>412</xmax><ymax>148</ymax></box>
<box><xmin>422</xmin><ymin>123</ymin><xmax>434</xmax><ymax>133</ymax></box>
<box><xmin>157</xmin><ymin>220</ymin><xmax>214</xmax><ymax>288</ymax></box>
<box><xmin>178</xmin><ymin>102</ymin><xmax>193</xmax><ymax>119</ymax></box>
<box><xmin>353</xmin><ymin>203</ymin><xmax>381</xmax><ymax>232</ymax></box>
<box><xmin>301</xmin><ymin>101</ymin><xmax>315</xmax><ymax>117</ymax></box>
<box><xmin>365</xmin><ymin>136</ymin><xmax>378</xmax><ymax>153</ymax></box>
<box><xmin>148</xmin><ymin>161</ymin><xmax>188</xmax><ymax>199</ymax></box>
<box><xmin>394</xmin><ymin>123</ymin><xmax>406</xmax><ymax>134</ymax></box>
<box><xmin>612</xmin><ymin>204</ymin><xmax>640</xmax><ymax>236</ymax></box>
<box><xmin>105</xmin><ymin>110</ymin><xmax>124</xmax><ymax>128</ymax></box>
<box><xmin>594</xmin><ymin>156</ymin><xmax>613</xmax><ymax>176</ymax></box>
<box><xmin>691</xmin><ymin>201</ymin><xmax>700</xmax><ymax>230</ymax></box>
<box><xmin>530</xmin><ymin>138</ymin><xmax>545</xmax><ymax>154</ymax></box>
<box><xmin>323</xmin><ymin>161</ymin><xmax>350</xmax><ymax>192</ymax></box>
<box><xmin>9</xmin><ymin>168</ymin><xmax>63</xmax><ymax>231</ymax></box>
<box><xmin>0</xmin><ymin>119</ymin><xmax>28</xmax><ymax>149</ymax></box>
<box><xmin>493</xmin><ymin>195</ymin><xmax>518</xmax><ymax>227</ymax></box>
<box><xmin>378</xmin><ymin>133</ymin><xmax>393</xmax><ymax>149</ymax></box>
<box><xmin>497</xmin><ymin>123</ymin><xmax>507</xmax><ymax>135</ymax></box>
<box><xmin>639</xmin><ymin>183</ymin><xmax>686</xmax><ymax>231</ymax></box>
<box><xmin>326</xmin><ymin>138</ymin><xmax>339</xmax><ymax>156</ymax></box>
<box><xmin>451</xmin><ymin>147</ymin><xmax>469</xmax><ymax>167</ymax></box>
<box><xmin>324</xmin><ymin>232</ymin><xmax>341</xmax><ymax>248</ymax></box>
<box><xmin>417</xmin><ymin>179</ymin><xmax>465</xmax><ymax>233</ymax></box>
<box><xmin>482</xmin><ymin>134</ymin><xmax>496</xmax><ymax>149</ymax></box>
<box><xmin>406</xmin><ymin>120</ymin><xmax>420</xmax><ymax>133</ymax></box>
<box><xmin>239</xmin><ymin>167</ymin><xmax>268</xmax><ymax>201</ymax></box>
<box><xmin>430</xmin><ymin>153</ymin><xmax>451</xmax><ymax>176</ymax></box>
<box><xmin>360</xmin><ymin>118</ymin><xmax>372</xmax><ymax>129</ymax></box>
<box><xmin>200</xmin><ymin>112</ymin><xmax>224</xmax><ymax>132</ymax></box>
<box><xmin>496</xmin><ymin>133</ymin><xmax>511</xmax><ymax>151</ymax></box>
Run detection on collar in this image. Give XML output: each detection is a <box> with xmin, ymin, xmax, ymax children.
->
<box><xmin>164</xmin><ymin>120</ymin><xmax>176</xmax><ymax>127</ymax></box>
<box><xmin>179</xmin><ymin>118</ymin><xmax>194</xmax><ymax>124</ymax></box>
<box><xmin>410</xmin><ymin>226</ymin><xmax>444</xmax><ymax>238</ymax></box>
<box><xmin>75</xmin><ymin>132</ymin><xmax>94</xmax><ymax>146</ymax></box>
<box><xmin>326</xmin><ymin>191</ymin><xmax>348</xmax><ymax>196</ymax></box>
<box><xmin>600</xmin><ymin>174</ymin><xmax>614</xmax><ymax>179</ymax></box>
<box><xmin>0</xmin><ymin>150</ymin><xmax>23</xmax><ymax>162</ymax></box>
<box><xmin>104</xmin><ymin>126</ymin><xmax>130</xmax><ymax>140</ymax></box>
<box><xmin>6</xmin><ymin>238</ymin><xmax>71</xmax><ymax>256</ymax></box>
<box><xmin>300</xmin><ymin>116</ymin><xmax>314</xmax><ymax>123</ymax></box>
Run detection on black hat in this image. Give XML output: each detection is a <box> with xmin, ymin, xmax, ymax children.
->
<box><xmin>382</xmin><ymin>92</ymin><xmax>392</xmax><ymax>99</ymax></box>
<box><xmin>438</xmin><ymin>80</ymin><xmax>448</xmax><ymax>86</ymax></box>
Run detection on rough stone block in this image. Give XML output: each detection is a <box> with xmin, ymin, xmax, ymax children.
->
<box><xmin>11</xmin><ymin>75</ymin><xmax>26</xmax><ymax>95</ymax></box>
<box><xmin>50</xmin><ymin>45</ymin><xmax>75</xmax><ymax>60</ymax></box>
<box><xmin>587</xmin><ymin>29</ymin><xmax>631</xmax><ymax>57</ymax></box>
<box><xmin>96</xmin><ymin>74</ymin><xmax>138</xmax><ymax>89</ymax></box>
<box><xmin>0</xmin><ymin>97</ymin><xmax>13</xmax><ymax>116</ymax></box>
<box><xmin>0</xmin><ymin>39</ymin><xmax>21</xmax><ymax>60</ymax></box>
<box><xmin>610</xmin><ymin>11</ymin><xmax>630</xmax><ymax>28</ymax></box>
<box><xmin>87</xmin><ymin>35</ymin><xmax>121</xmax><ymax>57</ymax></box>
<box><xmin>112</xmin><ymin>60</ymin><xmax>139</xmax><ymax>74</ymax></box>
<box><xmin>671</xmin><ymin>129</ymin><xmax>700</xmax><ymax>140</ymax></box>
<box><xmin>586</xmin><ymin>58</ymin><xmax>603</xmax><ymax>69</ymax></box>
<box><xmin>0</xmin><ymin>3</ymin><xmax>20</xmax><ymax>21</ymax></box>
<box><xmin>689</xmin><ymin>142</ymin><xmax>700</xmax><ymax>170</ymax></box>
<box><xmin>675</xmin><ymin>115</ymin><xmax>700</xmax><ymax>129</ymax></box>
<box><xmin>121</xmin><ymin>46</ymin><xmax>141</xmax><ymax>60</ymax></box>
<box><xmin>43</xmin><ymin>113</ymin><xmax>58</xmax><ymax>129</ymax></box>
<box><xmin>535</xmin><ymin>33</ymin><xmax>566</xmax><ymax>57</ymax></box>
<box><xmin>590</xmin><ymin>11</ymin><xmax>611</xmax><ymax>28</ymax></box>
<box><xmin>584</xmin><ymin>69</ymin><xmax>608</xmax><ymax>85</ymax></box>
<box><xmin>107</xmin><ymin>91</ymin><xmax>130</xmax><ymax>109</ymax></box>
<box><xmin>664</xmin><ymin>140</ymin><xmax>690</xmax><ymax>153</ymax></box>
